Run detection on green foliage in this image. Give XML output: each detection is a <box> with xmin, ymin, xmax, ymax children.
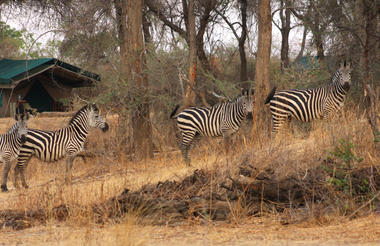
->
<box><xmin>374</xmin><ymin>131</ymin><xmax>380</xmax><ymax>143</ymax></box>
<box><xmin>0</xmin><ymin>21</ymin><xmax>47</xmax><ymax>58</ymax></box>
<box><xmin>327</xmin><ymin>139</ymin><xmax>363</xmax><ymax>169</ymax></box>
<box><xmin>0</xmin><ymin>21</ymin><xmax>24</xmax><ymax>57</ymax></box>
<box><xmin>322</xmin><ymin>139</ymin><xmax>368</xmax><ymax>198</ymax></box>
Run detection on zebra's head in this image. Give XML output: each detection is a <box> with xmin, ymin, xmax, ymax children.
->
<box><xmin>337</xmin><ymin>61</ymin><xmax>351</xmax><ymax>90</ymax></box>
<box><xmin>14</xmin><ymin>113</ymin><xmax>28</xmax><ymax>143</ymax></box>
<box><xmin>240</xmin><ymin>88</ymin><xmax>255</xmax><ymax>113</ymax></box>
<box><xmin>88</xmin><ymin>104</ymin><xmax>109</xmax><ymax>132</ymax></box>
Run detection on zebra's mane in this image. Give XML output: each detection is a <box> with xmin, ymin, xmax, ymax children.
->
<box><xmin>212</xmin><ymin>96</ymin><xmax>239</xmax><ymax>108</ymax></box>
<box><xmin>69</xmin><ymin>104</ymin><xmax>98</xmax><ymax>125</ymax></box>
<box><xmin>6</xmin><ymin>122</ymin><xmax>19</xmax><ymax>135</ymax></box>
<box><xmin>330</xmin><ymin>69</ymin><xmax>342</xmax><ymax>85</ymax></box>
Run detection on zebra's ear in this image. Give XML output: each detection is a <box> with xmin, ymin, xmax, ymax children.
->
<box><xmin>241</xmin><ymin>88</ymin><xmax>247</xmax><ymax>96</ymax></box>
<box><xmin>15</xmin><ymin>114</ymin><xmax>19</xmax><ymax>121</ymax></box>
<box><xmin>346</xmin><ymin>62</ymin><xmax>351</xmax><ymax>70</ymax></box>
<box><xmin>91</xmin><ymin>103</ymin><xmax>99</xmax><ymax>112</ymax></box>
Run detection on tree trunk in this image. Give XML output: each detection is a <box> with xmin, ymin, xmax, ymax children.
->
<box><xmin>253</xmin><ymin>0</ymin><xmax>272</xmax><ymax>139</ymax></box>
<box><xmin>114</xmin><ymin>0</ymin><xmax>130</xmax><ymax>152</ymax></box>
<box><xmin>310</xmin><ymin>14</ymin><xmax>324</xmax><ymax>60</ymax></box>
<box><xmin>279</xmin><ymin>0</ymin><xmax>291</xmax><ymax>69</ymax></box>
<box><xmin>126</xmin><ymin>0</ymin><xmax>153</xmax><ymax>160</ymax></box>
<box><xmin>314</xmin><ymin>30</ymin><xmax>324</xmax><ymax>60</ymax></box>
<box><xmin>239</xmin><ymin>0</ymin><xmax>248</xmax><ymax>82</ymax></box>
<box><xmin>184</xmin><ymin>0</ymin><xmax>197</xmax><ymax>108</ymax></box>
<box><xmin>294</xmin><ymin>26</ymin><xmax>307</xmax><ymax>63</ymax></box>
<box><xmin>361</xmin><ymin>0</ymin><xmax>379</xmax><ymax>149</ymax></box>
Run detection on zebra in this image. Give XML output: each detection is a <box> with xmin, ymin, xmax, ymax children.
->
<box><xmin>3</xmin><ymin>104</ymin><xmax>109</xmax><ymax>191</ymax></box>
<box><xmin>1</xmin><ymin>113</ymin><xmax>29</xmax><ymax>192</ymax></box>
<box><xmin>264</xmin><ymin>62</ymin><xmax>351</xmax><ymax>137</ymax></box>
<box><xmin>170</xmin><ymin>89</ymin><xmax>255</xmax><ymax>166</ymax></box>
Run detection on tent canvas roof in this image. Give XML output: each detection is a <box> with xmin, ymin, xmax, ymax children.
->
<box><xmin>0</xmin><ymin>58</ymin><xmax>100</xmax><ymax>87</ymax></box>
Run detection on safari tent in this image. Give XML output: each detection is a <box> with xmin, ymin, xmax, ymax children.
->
<box><xmin>0</xmin><ymin>58</ymin><xmax>100</xmax><ymax>117</ymax></box>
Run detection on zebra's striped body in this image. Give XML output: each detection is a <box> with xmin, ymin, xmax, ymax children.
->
<box><xmin>1</xmin><ymin>114</ymin><xmax>28</xmax><ymax>191</ymax></box>
<box><xmin>265</xmin><ymin>62</ymin><xmax>351</xmax><ymax>136</ymax></box>
<box><xmin>171</xmin><ymin>89</ymin><xmax>255</xmax><ymax>165</ymax></box>
<box><xmin>12</xmin><ymin>104</ymin><xmax>109</xmax><ymax>189</ymax></box>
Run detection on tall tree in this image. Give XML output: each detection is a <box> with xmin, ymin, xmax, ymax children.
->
<box><xmin>291</xmin><ymin>0</ymin><xmax>328</xmax><ymax>60</ymax></box>
<box><xmin>146</xmin><ymin>0</ymin><xmax>222</xmax><ymax>106</ymax></box>
<box><xmin>253</xmin><ymin>0</ymin><xmax>272</xmax><ymax>137</ymax></box>
<box><xmin>328</xmin><ymin>0</ymin><xmax>379</xmax><ymax>147</ymax></box>
<box><xmin>184</xmin><ymin>0</ymin><xmax>197</xmax><ymax>108</ymax></box>
<box><xmin>127</xmin><ymin>0</ymin><xmax>153</xmax><ymax>159</ymax></box>
<box><xmin>216</xmin><ymin>0</ymin><xmax>249</xmax><ymax>82</ymax></box>
<box><xmin>360</xmin><ymin>0</ymin><xmax>379</xmax><ymax>147</ymax></box>
<box><xmin>273</xmin><ymin>0</ymin><xmax>292</xmax><ymax>69</ymax></box>
<box><xmin>146</xmin><ymin>0</ymin><xmax>213</xmax><ymax>73</ymax></box>
<box><xmin>115</xmin><ymin>0</ymin><xmax>153</xmax><ymax>159</ymax></box>
<box><xmin>294</xmin><ymin>25</ymin><xmax>308</xmax><ymax>63</ymax></box>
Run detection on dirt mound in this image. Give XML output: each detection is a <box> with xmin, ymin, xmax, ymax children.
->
<box><xmin>1</xmin><ymin>159</ymin><xmax>379</xmax><ymax>230</ymax></box>
<box><xmin>93</xmin><ymin>159</ymin><xmax>380</xmax><ymax>225</ymax></box>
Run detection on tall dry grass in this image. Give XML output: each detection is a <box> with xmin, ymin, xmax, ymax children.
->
<box><xmin>0</xmin><ymin>103</ymin><xmax>378</xmax><ymax>245</ymax></box>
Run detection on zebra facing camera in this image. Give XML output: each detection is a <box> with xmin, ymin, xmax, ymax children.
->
<box><xmin>102</xmin><ymin>122</ymin><xmax>110</xmax><ymax>132</ymax></box>
<box><xmin>241</xmin><ymin>88</ymin><xmax>255</xmax><ymax>96</ymax></box>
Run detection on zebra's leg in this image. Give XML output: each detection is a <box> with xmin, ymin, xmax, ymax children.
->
<box><xmin>223</xmin><ymin>135</ymin><xmax>232</xmax><ymax>168</ymax></box>
<box><xmin>1</xmin><ymin>160</ymin><xmax>11</xmax><ymax>192</ymax></box>
<box><xmin>271</xmin><ymin>114</ymin><xmax>287</xmax><ymax>138</ymax></box>
<box><xmin>65</xmin><ymin>155</ymin><xmax>75</xmax><ymax>184</ymax></box>
<box><xmin>14</xmin><ymin>155</ymin><xmax>32</xmax><ymax>189</ymax></box>
<box><xmin>180</xmin><ymin>132</ymin><xmax>196</xmax><ymax>166</ymax></box>
<box><xmin>180</xmin><ymin>142</ymin><xmax>191</xmax><ymax>166</ymax></box>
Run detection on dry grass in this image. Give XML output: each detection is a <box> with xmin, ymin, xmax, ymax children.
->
<box><xmin>0</xmin><ymin>215</ymin><xmax>378</xmax><ymax>245</ymax></box>
<box><xmin>0</xmin><ymin>105</ymin><xmax>379</xmax><ymax>245</ymax></box>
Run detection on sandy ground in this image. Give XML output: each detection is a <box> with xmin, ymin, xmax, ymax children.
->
<box><xmin>0</xmin><ymin>216</ymin><xmax>379</xmax><ymax>245</ymax></box>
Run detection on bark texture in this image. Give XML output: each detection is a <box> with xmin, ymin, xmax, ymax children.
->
<box><xmin>253</xmin><ymin>0</ymin><xmax>272</xmax><ymax>138</ymax></box>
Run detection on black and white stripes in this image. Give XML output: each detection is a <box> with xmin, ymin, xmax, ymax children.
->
<box><xmin>1</xmin><ymin>114</ymin><xmax>28</xmax><ymax>191</ymax></box>
<box><xmin>171</xmin><ymin>89</ymin><xmax>255</xmax><ymax>165</ymax></box>
<box><xmin>9</xmin><ymin>104</ymin><xmax>109</xmax><ymax>190</ymax></box>
<box><xmin>265</xmin><ymin>62</ymin><xmax>351</xmax><ymax>136</ymax></box>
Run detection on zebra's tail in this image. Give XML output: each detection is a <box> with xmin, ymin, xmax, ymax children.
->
<box><xmin>170</xmin><ymin>104</ymin><xmax>180</xmax><ymax>119</ymax></box>
<box><xmin>264</xmin><ymin>87</ymin><xmax>277</xmax><ymax>104</ymax></box>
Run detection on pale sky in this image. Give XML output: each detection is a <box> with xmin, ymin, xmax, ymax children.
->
<box><xmin>0</xmin><ymin>4</ymin><xmax>310</xmax><ymax>60</ymax></box>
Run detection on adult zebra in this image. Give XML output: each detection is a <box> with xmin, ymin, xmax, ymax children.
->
<box><xmin>170</xmin><ymin>89</ymin><xmax>255</xmax><ymax>166</ymax></box>
<box><xmin>265</xmin><ymin>62</ymin><xmax>351</xmax><ymax>137</ymax></box>
<box><xmin>2</xmin><ymin>104</ymin><xmax>109</xmax><ymax>191</ymax></box>
<box><xmin>0</xmin><ymin>113</ymin><xmax>28</xmax><ymax>191</ymax></box>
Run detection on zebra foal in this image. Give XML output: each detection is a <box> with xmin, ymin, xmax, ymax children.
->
<box><xmin>170</xmin><ymin>89</ymin><xmax>255</xmax><ymax>166</ymax></box>
<box><xmin>1</xmin><ymin>113</ymin><xmax>28</xmax><ymax>192</ymax></box>
<box><xmin>265</xmin><ymin>62</ymin><xmax>351</xmax><ymax>137</ymax></box>
<box><xmin>2</xmin><ymin>104</ymin><xmax>109</xmax><ymax>191</ymax></box>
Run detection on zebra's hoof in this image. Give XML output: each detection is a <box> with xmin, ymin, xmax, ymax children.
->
<box><xmin>1</xmin><ymin>184</ymin><xmax>8</xmax><ymax>192</ymax></box>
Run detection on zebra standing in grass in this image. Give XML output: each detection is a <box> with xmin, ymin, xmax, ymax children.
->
<box><xmin>265</xmin><ymin>62</ymin><xmax>351</xmax><ymax>137</ymax></box>
<box><xmin>2</xmin><ymin>104</ymin><xmax>109</xmax><ymax>192</ymax></box>
<box><xmin>1</xmin><ymin>113</ymin><xmax>28</xmax><ymax>191</ymax></box>
<box><xmin>170</xmin><ymin>89</ymin><xmax>255</xmax><ymax>166</ymax></box>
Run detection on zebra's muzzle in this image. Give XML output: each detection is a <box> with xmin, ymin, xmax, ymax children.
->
<box><xmin>102</xmin><ymin>123</ymin><xmax>109</xmax><ymax>132</ymax></box>
<box><xmin>343</xmin><ymin>82</ymin><xmax>350</xmax><ymax>91</ymax></box>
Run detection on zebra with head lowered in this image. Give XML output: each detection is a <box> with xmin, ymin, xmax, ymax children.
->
<box><xmin>1</xmin><ymin>113</ymin><xmax>28</xmax><ymax>191</ymax></box>
<box><xmin>1</xmin><ymin>104</ymin><xmax>109</xmax><ymax>192</ymax></box>
<box><xmin>265</xmin><ymin>62</ymin><xmax>351</xmax><ymax>137</ymax></box>
<box><xmin>170</xmin><ymin>89</ymin><xmax>255</xmax><ymax>166</ymax></box>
